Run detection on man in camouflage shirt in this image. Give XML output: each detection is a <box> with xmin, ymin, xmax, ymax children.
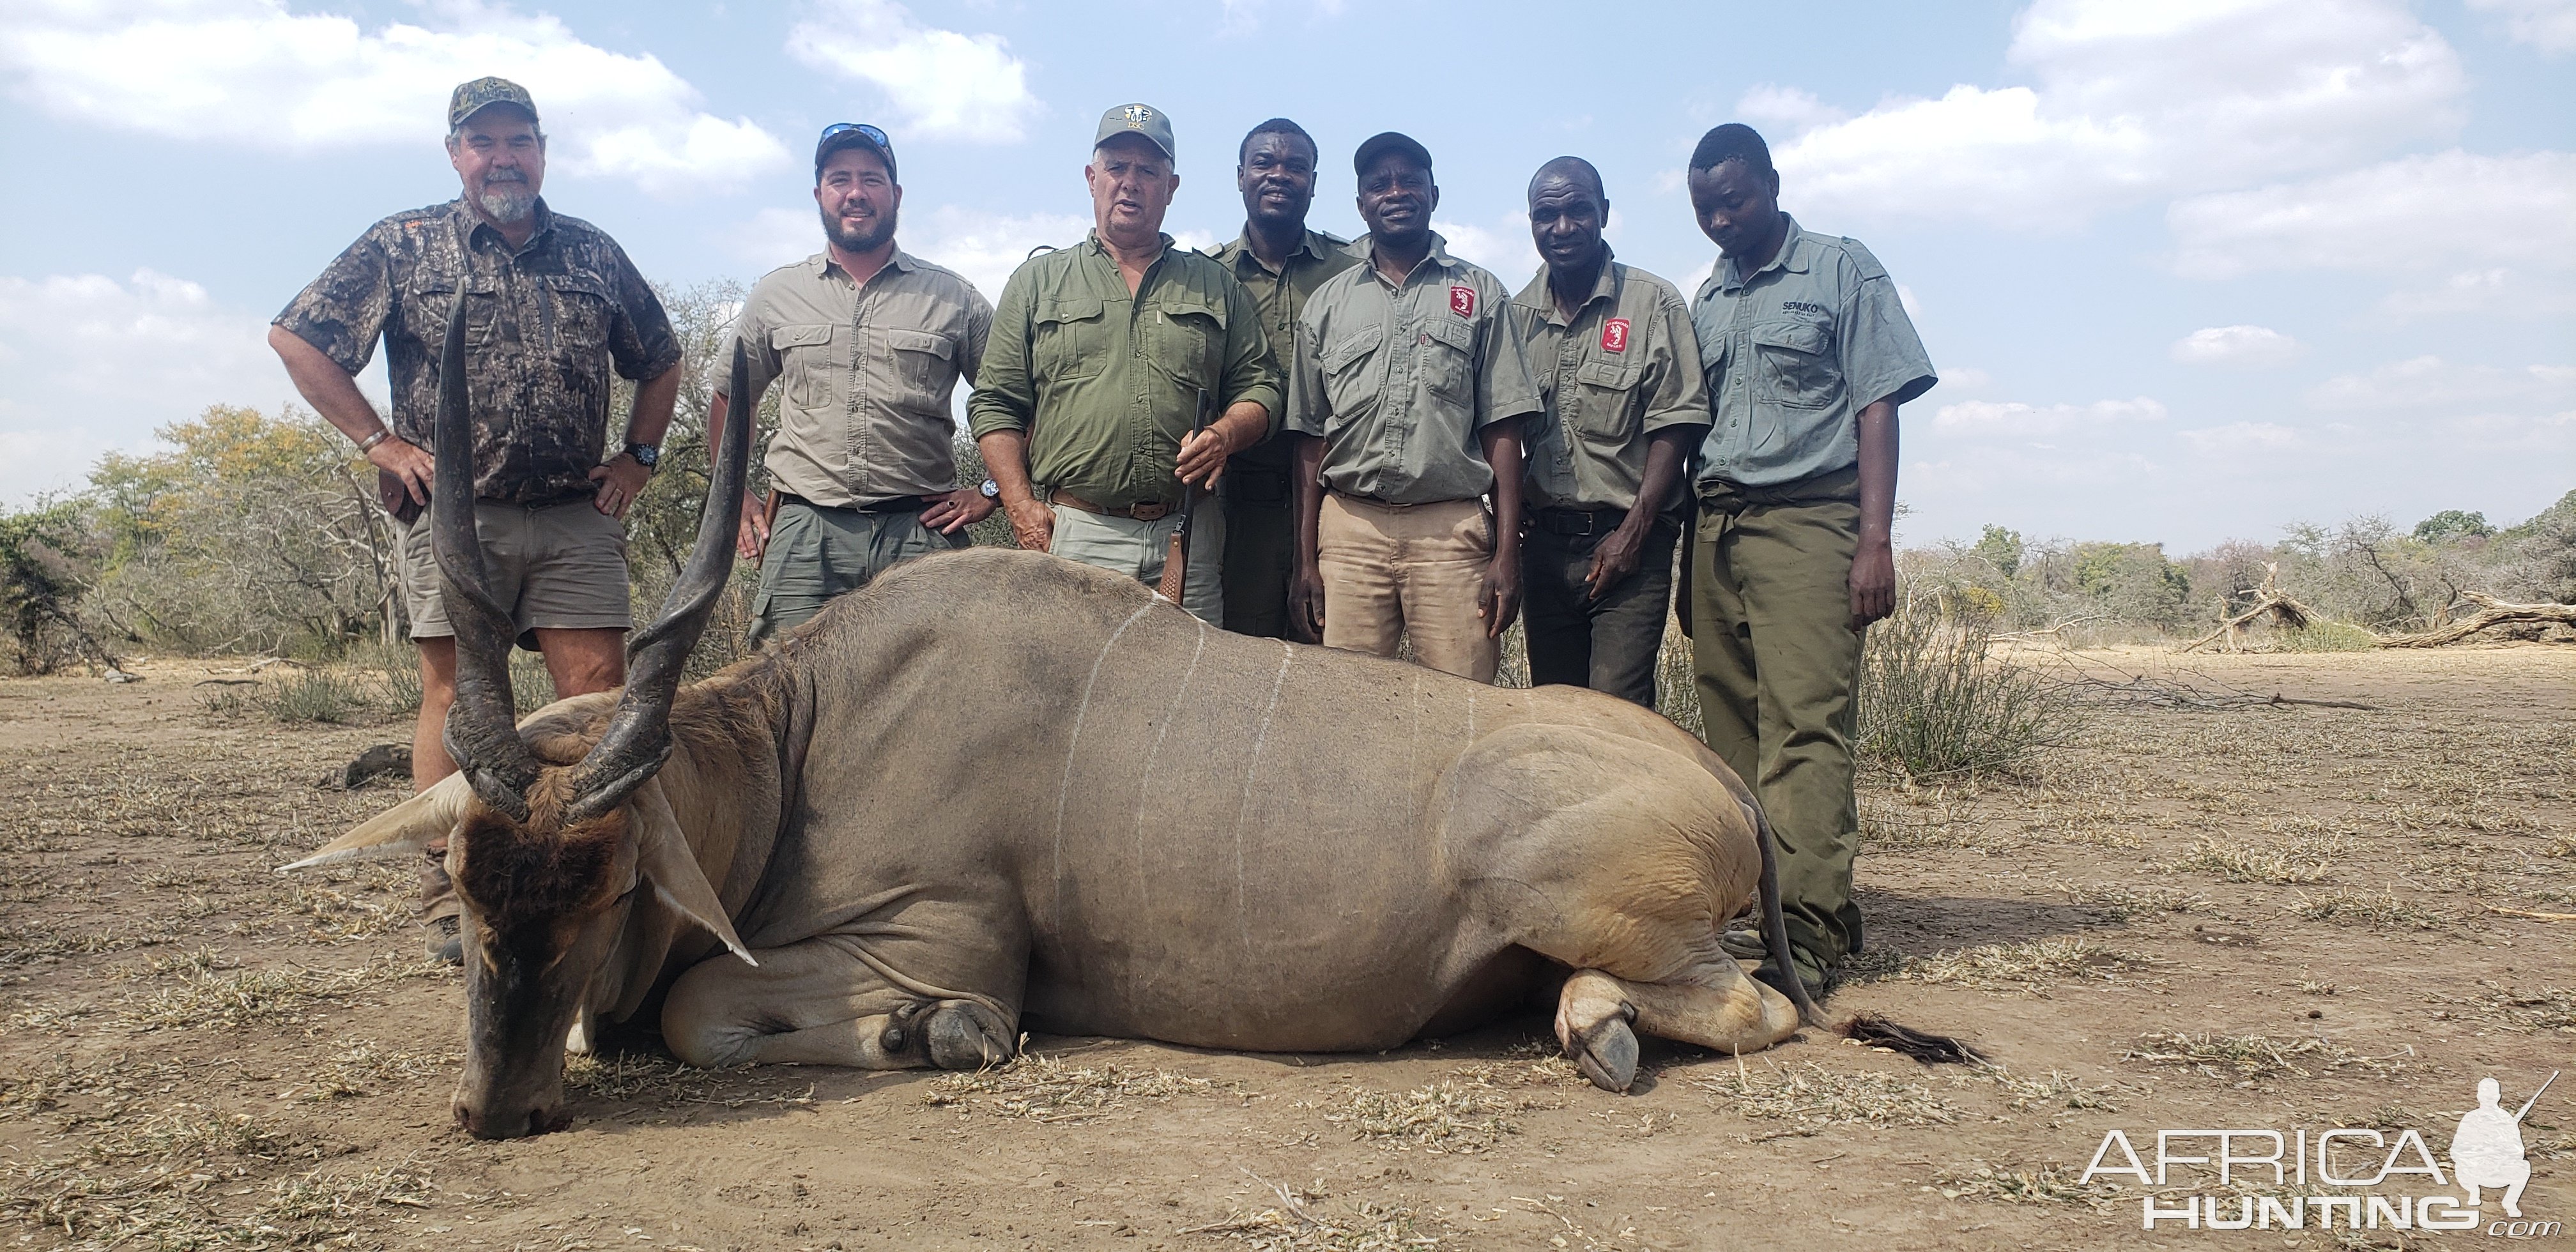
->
<box><xmin>1511</xmin><ymin>157</ymin><xmax>1709</xmax><ymax>707</ymax></box>
<box><xmin>1203</xmin><ymin>118</ymin><xmax>1359</xmax><ymax>639</ymax></box>
<box><xmin>268</xmin><ymin>77</ymin><xmax>682</xmax><ymax>957</ymax></box>
<box><xmin>970</xmin><ymin>103</ymin><xmax>1281</xmax><ymax>625</ymax></box>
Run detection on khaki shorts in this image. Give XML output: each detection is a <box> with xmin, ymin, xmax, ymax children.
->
<box><xmin>397</xmin><ymin>500</ymin><xmax>631</xmax><ymax>640</ymax></box>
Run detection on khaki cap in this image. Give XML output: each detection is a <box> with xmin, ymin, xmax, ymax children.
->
<box><xmin>1093</xmin><ymin>102</ymin><xmax>1176</xmax><ymax>164</ymax></box>
<box><xmin>448</xmin><ymin>77</ymin><xmax>539</xmax><ymax>128</ymax></box>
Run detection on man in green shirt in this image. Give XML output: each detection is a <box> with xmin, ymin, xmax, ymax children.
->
<box><xmin>969</xmin><ymin>103</ymin><xmax>1283</xmax><ymax>625</ymax></box>
<box><xmin>1285</xmin><ymin>132</ymin><xmax>1541</xmax><ymax>682</ymax></box>
<box><xmin>1512</xmin><ymin>156</ymin><xmax>1710</xmax><ymax>707</ymax></box>
<box><xmin>1204</xmin><ymin>118</ymin><xmax>1361</xmax><ymax>639</ymax></box>
<box><xmin>1682</xmin><ymin>124</ymin><xmax>1938</xmax><ymax>1000</ymax></box>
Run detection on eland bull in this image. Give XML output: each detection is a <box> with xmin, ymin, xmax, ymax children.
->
<box><xmin>284</xmin><ymin>305</ymin><xmax>1819</xmax><ymax>1140</ymax></box>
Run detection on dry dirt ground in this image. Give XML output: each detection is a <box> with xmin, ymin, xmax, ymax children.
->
<box><xmin>3</xmin><ymin>646</ymin><xmax>2571</xmax><ymax>1251</ymax></box>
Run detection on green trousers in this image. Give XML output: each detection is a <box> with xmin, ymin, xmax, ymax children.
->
<box><xmin>1684</xmin><ymin>468</ymin><xmax>1864</xmax><ymax>973</ymax></box>
<box><xmin>748</xmin><ymin>499</ymin><xmax>968</xmax><ymax>646</ymax></box>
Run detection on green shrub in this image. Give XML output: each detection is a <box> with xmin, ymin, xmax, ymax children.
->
<box><xmin>2273</xmin><ymin>620</ymin><xmax>2379</xmax><ymax>652</ymax></box>
<box><xmin>1857</xmin><ymin>600</ymin><xmax>2087</xmax><ymax>783</ymax></box>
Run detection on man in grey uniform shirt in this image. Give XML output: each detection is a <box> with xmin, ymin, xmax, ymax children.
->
<box><xmin>712</xmin><ymin>123</ymin><xmax>995</xmax><ymax>644</ymax></box>
<box><xmin>1682</xmin><ymin>123</ymin><xmax>1937</xmax><ymax>1000</ymax></box>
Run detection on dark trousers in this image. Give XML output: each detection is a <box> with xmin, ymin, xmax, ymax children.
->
<box><xmin>1521</xmin><ymin>511</ymin><xmax>1679</xmax><ymax>708</ymax></box>
<box><xmin>1221</xmin><ymin>470</ymin><xmax>1296</xmax><ymax>638</ymax></box>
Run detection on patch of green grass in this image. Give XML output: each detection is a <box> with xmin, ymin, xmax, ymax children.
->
<box><xmin>2273</xmin><ymin>621</ymin><xmax>2380</xmax><ymax>652</ymax></box>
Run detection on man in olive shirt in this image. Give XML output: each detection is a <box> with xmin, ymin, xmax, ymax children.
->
<box><xmin>1683</xmin><ymin>124</ymin><xmax>1937</xmax><ymax>999</ymax></box>
<box><xmin>970</xmin><ymin>103</ymin><xmax>1282</xmax><ymax>625</ymax></box>
<box><xmin>712</xmin><ymin>123</ymin><xmax>995</xmax><ymax>644</ymax></box>
<box><xmin>1512</xmin><ymin>157</ymin><xmax>1710</xmax><ymax>707</ymax></box>
<box><xmin>1204</xmin><ymin>118</ymin><xmax>1360</xmax><ymax>639</ymax></box>
<box><xmin>1286</xmin><ymin>132</ymin><xmax>1540</xmax><ymax>682</ymax></box>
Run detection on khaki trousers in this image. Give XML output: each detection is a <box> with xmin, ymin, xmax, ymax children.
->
<box><xmin>1047</xmin><ymin>501</ymin><xmax>1226</xmax><ymax>625</ymax></box>
<box><xmin>1318</xmin><ymin>492</ymin><xmax>1499</xmax><ymax>683</ymax></box>
<box><xmin>1685</xmin><ymin>468</ymin><xmax>1865</xmax><ymax>973</ymax></box>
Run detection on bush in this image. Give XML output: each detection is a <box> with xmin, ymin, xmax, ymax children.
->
<box><xmin>2273</xmin><ymin>621</ymin><xmax>2379</xmax><ymax>653</ymax></box>
<box><xmin>1857</xmin><ymin>598</ymin><xmax>2087</xmax><ymax>783</ymax></box>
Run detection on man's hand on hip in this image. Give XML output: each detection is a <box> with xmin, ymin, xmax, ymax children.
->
<box><xmin>368</xmin><ymin>436</ymin><xmax>435</xmax><ymax>507</ymax></box>
<box><xmin>1848</xmin><ymin>538</ymin><xmax>1896</xmax><ymax>630</ymax></box>
<box><xmin>589</xmin><ymin>454</ymin><xmax>650</xmax><ymax>519</ymax></box>
<box><xmin>923</xmin><ymin>487</ymin><xmax>998</xmax><ymax>535</ymax></box>
<box><xmin>1005</xmin><ymin>498</ymin><xmax>1055</xmax><ymax>551</ymax></box>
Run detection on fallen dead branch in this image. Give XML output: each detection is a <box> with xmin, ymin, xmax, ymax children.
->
<box><xmin>2053</xmin><ymin>655</ymin><xmax>2379</xmax><ymax>712</ymax></box>
<box><xmin>2485</xmin><ymin>905</ymin><xmax>2576</xmax><ymax>922</ymax></box>
<box><xmin>2182</xmin><ymin>565</ymin><xmax>2316</xmax><ymax>653</ymax></box>
<box><xmin>2376</xmin><ymin>592</ymin><xmax>2576</xmax><ymax>648</ymax></box>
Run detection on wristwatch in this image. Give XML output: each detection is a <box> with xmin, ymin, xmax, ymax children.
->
<box><xmin>979</xmin><ymin>478</ymin><xmax>1000</xmax><ymax>500</ymax></box>
<box><xmin>625</xmin><ymin>442</ymin><xmax>661</xmax><ymax>473</ymax></box>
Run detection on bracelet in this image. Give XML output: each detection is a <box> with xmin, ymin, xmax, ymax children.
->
<box><xmin>355</xmin><ymin>428</ymin><xmax>391</xmax><ymax>454</ymax></box>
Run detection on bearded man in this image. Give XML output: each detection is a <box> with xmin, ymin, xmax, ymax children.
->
<box><xmin>711</xmin><ymin>122</ymin><xmax>995</xmax><ymax>644</ymax></box>
<box><xmin>270</xmin><ymin>77</ymin><xmax>682</xmax><ymax>960</ymax></box>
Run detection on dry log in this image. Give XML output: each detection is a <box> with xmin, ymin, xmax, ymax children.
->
<box><xmin>2181</xmin><ymin>564</ymin><xmax>2319</xmax><ymax>653</ymax></box>
<box><xmin>2374</xmin><ymin>592</ymin><xmax>2576</xmax><ymax>648</ymax></box>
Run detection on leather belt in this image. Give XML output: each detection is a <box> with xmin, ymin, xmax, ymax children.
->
<box><xmin>1048</xmin><ymin>489</ymin><xmax>1172</xmax><ymax>522</ymax></box>
<box><xmin>779</xmin><ymin>492</ymin><xmax>931</xmax><ymax>515</ymax></box>
<box><xmin>1537</xmin><ymin>507</ymin><xmax>1626</xmax><ymax>536</ymax></box>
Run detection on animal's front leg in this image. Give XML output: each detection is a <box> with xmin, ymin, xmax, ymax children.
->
<box><xmin>661</xmin><ymin>938</ymin><xmax>1018</xmax><ymax>1071</ymax></box>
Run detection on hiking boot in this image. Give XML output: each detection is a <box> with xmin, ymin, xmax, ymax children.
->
<box><xmin>1753</xmin><ymin>947</ymin><xmax>1836</xmax><ymax>1005</ymax></box>
<box><xmin>425</xmin><ymin>914</ymin><xmax>463</xmax><ymax>965</ymax></box>
<box><xmin>1719</xmin><ymin>928</ymin><xmax>1767</xmax><ymax>961</ymax></box>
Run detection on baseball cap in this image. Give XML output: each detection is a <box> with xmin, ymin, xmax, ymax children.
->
<box><xmin>447</xmin><ymin>77</ymin><xmax>539</xmax><ymax>129</ymax></box>
<box><xmin>1093</xmin><ymin>103</ymin><xmax>1176</xmax><ymax>164</ymax></box>
<box><xmin>1353</xmin><ymin>131</ymin><xmax>1434</xmax><ymax>179</ymax></box>
<box><xmin>816</xmin><ymin>122</ymin><xmax>898</xmax><ymax>180</ymax></box>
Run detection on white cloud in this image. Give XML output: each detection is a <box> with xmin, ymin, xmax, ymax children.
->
<box><xmin>2170</xmin><ymin>324</ymin><xmax>2302</xmax><ymax>367</ymax></box>
<box><xmin>1733</xmin><ymin>85</ymin><xmax>1847</xmax><ymax>135</ymax></box>
<box><xmin>788</xmin><ymin>0</ymin><xmax>1040</xmax><ymax>145</ymax></box>
<box><xmin>0</xmin><ymin>269</ymin><xmax>378</xmax><ymax>505</ymax></box>
<box><xmin>1433</xmin><ymin>215</ymin><xmax>1538</xmax><ymax>284</ymax></box>
<box><xmin>1933</xmin><ymin>396</ymin><xmax>2167</xmax><ymax>437</ymax></box>
<box><xmin>1940</xmin><ymin>366</ymin><xmax>1993</xmax><ymax>392</ymax></box>
<box><xmin>0</xmin><ymin>0</ymin><xmax>789</xmax><ymax>195</ymax></box>
<box><xmin>2165</xmin><ymin>149</ymin><xmax>2576</xmax><ymax>280</ymax></box>
<box><xmin>1766</xmin><ymin>0</ymin><xmax>2464</xmax><ymax>229</ymax></box>
<box><xmin>904</xmin><ymin>208</ymin><xmax>1091</xmax><ymax>302</ymax></box>
<box><xmin>2179</xmin><ymin>421</ymin><xmax>2301</xmax><ymax>453</ymax></box>
<box><xmin>2305</xmin><ymin>356</ymin><xmax>2576</xmax><ymax>412</ymax></box>
<box><xmin>721</xmin><ymin>206</ymin><xmax>825</xmax><ymax>271</ymax></box>
<box><xmin>2467</xmin><ymin>0</ymin><xmax>2576</xmax><ymax>52</ymax></box>
<box><xmin>2377</xmin><ymin>267</ymin><xmax>2576</xmax><ymax>319</ymax></box>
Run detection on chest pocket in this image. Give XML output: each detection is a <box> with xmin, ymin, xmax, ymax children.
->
<box><xmin>1751</xmin><ymin>319</ymin><xmax>1839</xmax><ymax>410</ymax></box>
<box><xmin>1147</xmin><ymin>297</ymin><xmax>1227</xmax><ymax>388</ymax></box>
<box><xmin>882</xmin><ymin>327</ymin><xmax>954</xmax><ymax>399</ymax></box>
<box><xmin>539</xmin><ymin>274</ymin><xmax>615</xmax><ymax>359</ymax></box>
<box><xmin>413</xmin><ymin>282</ymin><xmax>500</xmax><ymax>349</ymax></box>
<box><xmin>1419</xmin><ymin>314</ymin><xmax>1476</xmax><ymax>405</ymax></box>
<box><xmin>1032</xmin><ymin>296</ymin><xmax>1107</xmax><ymax>383</ymax></box>
<box><xmin>770</xmin><ymin>323</ymin><xmax>839</xmax><ymax>411</ymax></box>
<box><xmin>1317</xmin><ymin>321</ymin><xmax>1385</xmax><ymax>425</ymax></box>
<box><xmin>1568</xmin><ymin>358</ymin><xmax>1641</xmax><ymax>439</ymax></box>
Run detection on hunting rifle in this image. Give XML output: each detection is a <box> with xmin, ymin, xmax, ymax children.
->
<box><xmin>1154</xmin><ymin>388</ymin><xmax>1213</xmax><ymax>604</ymax></box>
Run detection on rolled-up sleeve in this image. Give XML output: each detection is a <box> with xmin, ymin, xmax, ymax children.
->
<box><xmin>273</xmin><ymin>229</ymin><xmax>393</xmax><ymax>378</ymax></box>
<box><xmin>967</xmin><ymin>266</ymin><xmax>1038</xmax><ymax>439</ymax></box>
<box><xmin>1216</xmin><ymin>275</ymin><xmax>1284</xmax><ymax>434</ymax></box>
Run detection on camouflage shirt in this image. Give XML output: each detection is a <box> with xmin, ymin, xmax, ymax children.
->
<box><xmin>274</xmin><ymin>198</ymin><xmax>682</xmax><ymax>505</ymax></box>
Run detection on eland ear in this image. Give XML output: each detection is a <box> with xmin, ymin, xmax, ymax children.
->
<box><xmin>629</xmin><ymin>780</ymin><xmax>757</xmax><ymax>966</ymax></box>
<box><xmin>279</xmin><ymin>774</ymin><xmax>469</xmax><ymax>873</ymax></box>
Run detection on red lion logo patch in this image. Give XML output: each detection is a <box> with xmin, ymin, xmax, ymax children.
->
<box><xmin>1449</xmin><ymin>285</ymin><xmax>1475</xmax><ymax>317</ymax></box>
<box><xmin>1601</xmin><ymin>318</ymin><xmax>1631</xmax><ymax>353</ymax></box>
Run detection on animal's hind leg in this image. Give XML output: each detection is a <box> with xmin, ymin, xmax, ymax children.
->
<box><xmin>1555</xmin><ymin>962</ymin><xmax>1801</xmax><ymax>1093</ymax></box>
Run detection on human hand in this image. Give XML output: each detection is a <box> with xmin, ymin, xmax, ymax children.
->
<box><xmin>367</xmin><ymin>436</ymin><xmax>435</xmax><ymax>507</ymax></box>
<box><xmin>589</xmin><ymin>455</ymin><xmax>650</xmax><ymax>519</ymax></box>
<box><xmin>1478</xmin><ymin>553</ymin><xmax>1522</xmax><ymax>639</ymax></box>
<box><xmin>1006</xmin><ymin>498</ymin><xmax>1055</xmax><ymax>551</ymax></box>
<box><xmin>1849</xmin><ymin>539</ymin><xmax>1896</xmax><ymax>630</ymax></box>
<box><xmin>735</xmin><ymin>497</ymin><xmax>769</xmax><ymax>560</ymax></box>
<box><xmin>923</xmin><ymin>487</ymin><xmax>997</xmax><ymax>535</ymax></box>
<box><xmin>1289</xmin><ymin>566</ymin><xmax>1326</xmax><ymax>642</ymax></box>
<box><xmin>1584</xmin><ymin>521</ymin><xmax>1648</xmax><ymax>602</ymax></box>
<box><xmin>1174</xmin><ymin>426</ymin><xmax>1233</xmax><ymax>491</ymax></box>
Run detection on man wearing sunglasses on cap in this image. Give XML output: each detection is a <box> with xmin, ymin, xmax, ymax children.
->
<box><xmin>712</xmin><ymin>123</ymin><xmax>996</xmax><ymax>645</ymax></box>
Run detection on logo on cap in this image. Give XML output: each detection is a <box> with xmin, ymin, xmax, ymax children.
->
<box><xmin>1450</xmin><ymin>286</ymin><xmax>1476</xmax><ymax>318</ymax></box>
<box><xmin>1121</xmin><ymin>104</ymin><xmax>1154</xmax><ymax>128</ymax></box>
<box><xmin>1602</xmin><ymin>318</ymin><xmax>1630</xmax><ymax>353</ymax></box>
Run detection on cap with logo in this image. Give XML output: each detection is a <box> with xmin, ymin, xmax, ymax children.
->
<box><xmin>816</xmin><ymin>122</ymin><xmax>898</xmax><ymax>180</ymax></box>
<box><xmin>447</xmin><ymin>77</ymin><xmax>539</xmax><ymax>129</ymax></box>
<box><xmin>1353</xmin><ymin>131</ymin><xmax>1434</xmax><ymax>178</ymax></box>
<box><xmin>1093</xmin><ymin>102</ymin><xmax>1176</xmax><ymax>164</ymax></box>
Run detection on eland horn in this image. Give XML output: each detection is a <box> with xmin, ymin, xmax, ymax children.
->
<box><xmin>430</xmin><ymin>298</ymin><xmax>542</xmax><ymax>819</ymax></box>
<box><xmin>562</xmin><ymin>338</ymin><xmax>755</xmax><ymax>821</ymax></box>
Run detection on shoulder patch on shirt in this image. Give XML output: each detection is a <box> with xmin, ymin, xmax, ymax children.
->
<box><xmin>1449</xmin><ymin>285</ymin><xmax>1476</xmax><ymax>317</ymax></box>
<box><xmin>1601</xmin><ymin>318</ymin><xmax>1631</xmax><ymax>353</ymax></box>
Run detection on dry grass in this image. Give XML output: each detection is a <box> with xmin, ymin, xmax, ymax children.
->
<box><xmin>2464</xmin><ymin>985</ymin><xmax>2576</xmax><ymax>1033</ymax></box>
<box><xmin>1928</xmin><ymin>1163</ymin><xmax>2119</xmax><ymax>1210</ymax></box>
<box><xmin>115</xmin><ymin>953</ymin><xmax>447</xmax><ymax>1032</ymax></box>
<box><xmin>2120</xmin><ymin>1032</ymin><xmax>2415</xmax><ymax>1081</ymax></box>
<box><xmin>1183</xmin><ymin>1175</ymin><xmax>1445</xmax><ymax>1250</ymax></box>
<box><xmin>2047</xmin><ymin>880</ymin><xmax>2208</xmax><ymax>919</ymax></box>
<box><xmin>561</xmin><ymin>1051</ymin><xmax>816</xmax><ymax>1110</ymax></box>
<box><xmin>1694</xmin><ymin>1060</ymin><xmax>1969</xmax><ymax>1138</ymax></box>
<box><xmin>1315</xmin><ymin>1081</ymin><xmax>1524</xmax><ymax>1154</ymax></box>
<box><xmin>925</xmin><ymin>1051</ymin><xmax>1242</xmax><ymax>1124</ymax></box>
<box><xmin>2169</xmin><ymin>836</ymin><xmax>2337</xmax><ymax>884</ymax></box>
<box><xmin>294</xmin><ymin>1039</ymin><xmax>457</xmax><ymax>1101</ymax></box>
<box><xmin>2292</xmin><ymin>887</ymin><xmax>2455</xmax><ymax>931</ymax></box>
<box><xmin>1442</xmin><ymin>1038</ymin><xmax>1590</xmax><ymax>1092</ymax></box>
<box><xmin>1853</xmin><ymin>937</ymin><xmax>2161</xmax><ymax>997</ymax></box>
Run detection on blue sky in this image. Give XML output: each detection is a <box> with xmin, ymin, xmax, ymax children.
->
<box><xmin>3</xmin><ymin>0</ymin><xmax>2569</xmax><ymax>551</ymax></box>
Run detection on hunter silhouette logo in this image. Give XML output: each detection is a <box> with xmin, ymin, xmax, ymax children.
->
<box><xmin>2455</xmin><ymin>1071</ymin><xmax>2552</xmax><ymax>1218</ymax></box>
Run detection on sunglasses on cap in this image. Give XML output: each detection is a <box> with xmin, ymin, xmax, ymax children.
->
<box><xmin>818</xmin><ymin>122</ymin><xmax>892</xmax><ymax>153</ymax></box>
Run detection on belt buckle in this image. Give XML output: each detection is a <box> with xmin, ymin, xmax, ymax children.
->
<box><xmin>1130</xmin><ymin>501</ymin><xmax>1169</xmax><ymax>522</ymax></box>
